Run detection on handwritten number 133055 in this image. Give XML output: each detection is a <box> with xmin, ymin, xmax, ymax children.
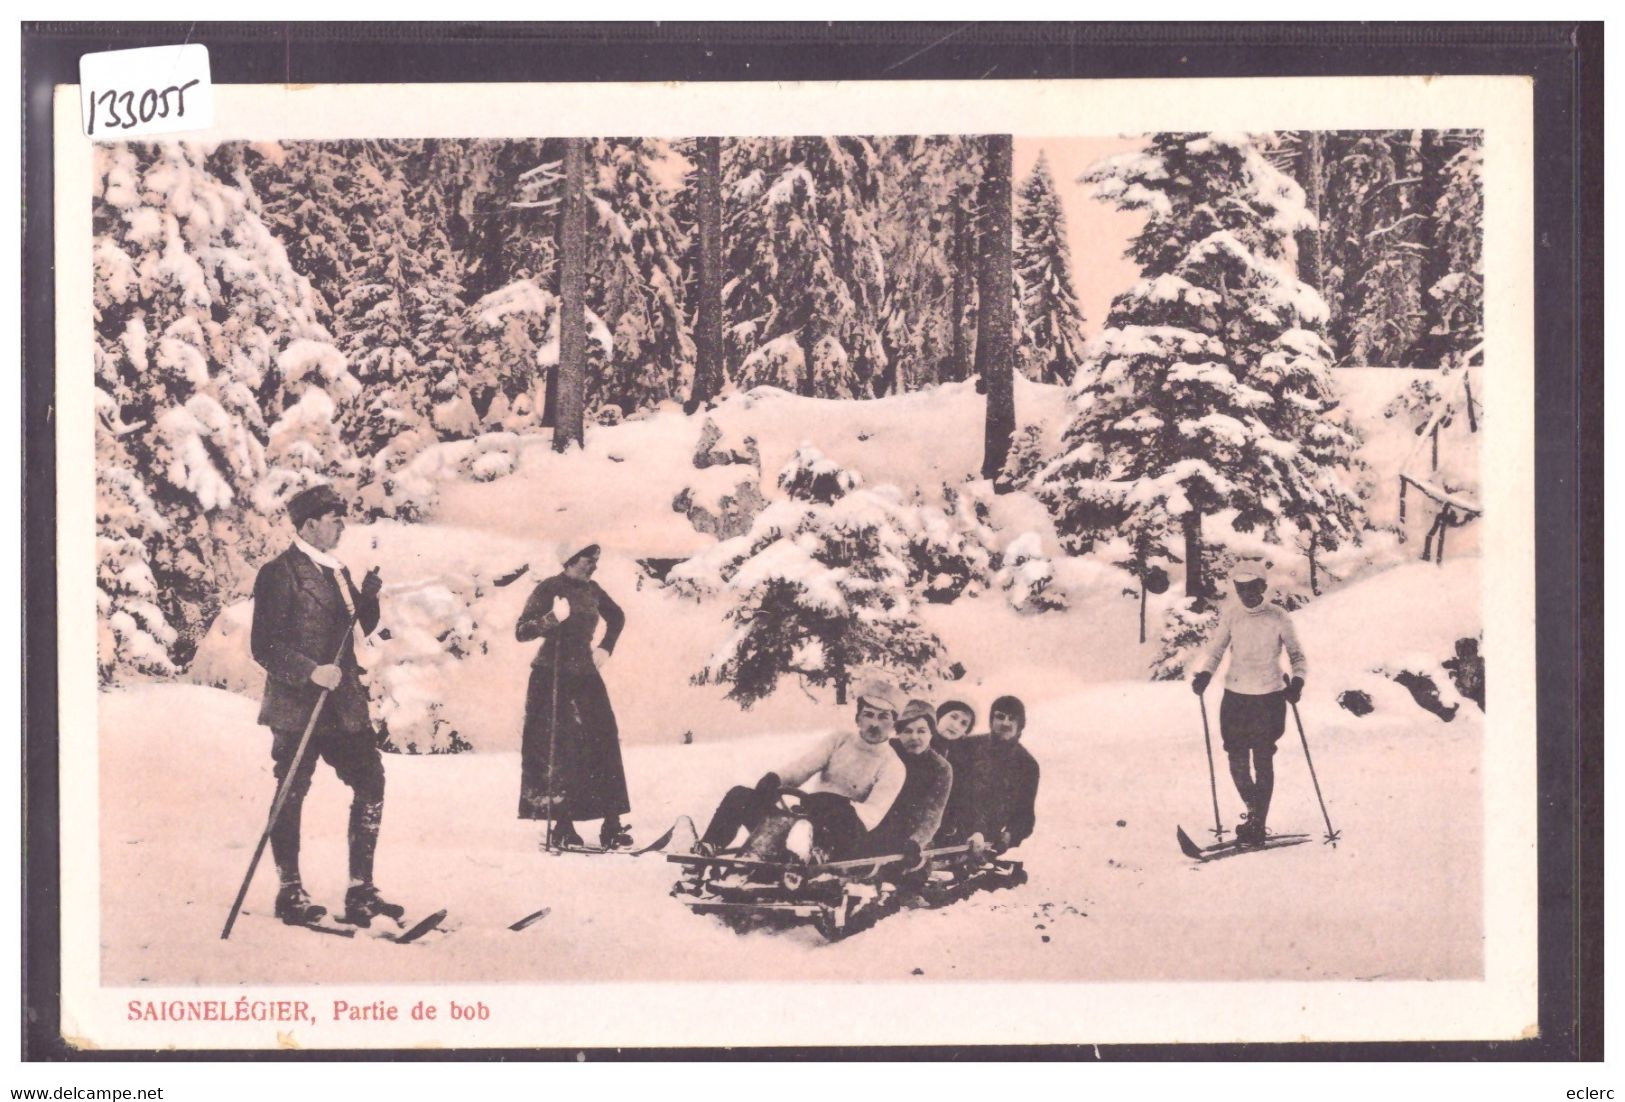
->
<box><xmin>86</xmin><ymin>80</ymin><xmax>200</xmax><ymax>134</ymax></box>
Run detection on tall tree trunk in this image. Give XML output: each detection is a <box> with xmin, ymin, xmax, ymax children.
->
<box><xmin>1183</xmin><ymin>509</ymin><xmax>1205</xmax><ymax>600</ymax></box>
<box><xmin>686</xmin><ymin>136</ymin><xmax>724</xmax><ymax>413</ymax></box>
<box><xmin>977</xmin><ymin>134</ymin><xmax>1016</xmax><ymax>486</ymax></box>
<box><xmin>1297</xmin><ymin>131</ymin><xmax>1327</xmax><ymax>306</ymax></box>
<box><xmin>947</xmin><ymin>182</ymin><xmax>973</xmax><ymax>384</ymax></box>
<box><xmin>539</xmin><ymin>360</ymin><xmax>559</xmax><ymax>429</ymax></box>
<box><xmin>1414</xmin><ymin>129</ymin><xmax>1453</xmax><ymax>367</ymax></box>
<box><xmin>554</xmin><ymin>137</ymin><xmax>588</xmax><ymax>452</ymax></box>
<box><xmin>798</xmin><ymin>329</ymin><xmax>819</xmax><ymax>397</ymax></box>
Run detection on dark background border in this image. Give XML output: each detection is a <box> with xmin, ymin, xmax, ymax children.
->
<box><xmin>21</xmin><ymin>20</ymin><xmax>1604</xmax><ymax>1062</ymax></box>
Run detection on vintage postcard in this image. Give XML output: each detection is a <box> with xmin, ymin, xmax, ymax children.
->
<box><xmin>53</xmin><ymin>74</ymin><xmax>1536</xmax><ymax>1050</ymax></box>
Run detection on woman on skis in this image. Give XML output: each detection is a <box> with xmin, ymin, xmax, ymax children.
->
<box><xmin>515</xmin><ymin>543</ymin><xmax>633</xmax><ymax>850</ymax></box>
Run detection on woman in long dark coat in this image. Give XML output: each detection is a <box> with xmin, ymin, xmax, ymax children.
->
<box><xmin>515</xmin><ymin>543</ymin><xmax>631</xmax><ymax>849</ymax></box>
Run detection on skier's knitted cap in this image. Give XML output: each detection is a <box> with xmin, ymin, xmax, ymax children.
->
<box><xmin>990</xmin><ymin>694</ymin><xmax>1027</xmax><ymax>731</ymax></box>
<box><xmin>855</xmin><ymin>678</ymin><xmax>901</xmax><ymax>715</ymax></box>
<box><xmin>936</xmin><ymin>699</ymin><xmax>977</xmax><ymax>728</ymax></box>
<box><xmin>1231</xmin><ymin>558</ymin><xmax>1269</xmax><ymax>584</ymax></box>
<box><xmin>561</xmin><ymin>543</ymin><xmax>601</xmax><ymax>568</ymax></box>
<box><xmin>896</xmin><ymin>698</ymin><xmax>939</xmax><ymax>736</ymax></box>
<box><xmin>287</xmin><ymin>484</ymin><xmax>347</xmax><ymax>529</ymax></box>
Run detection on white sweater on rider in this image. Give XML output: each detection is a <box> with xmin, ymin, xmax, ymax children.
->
<box><xmin>776</xmin><ymin>729</ymin><xmax>906</xmax><ymax>830</ymax></box>
<box><xmin>1196</xmin><ymin>599</ymin><xmax>1308</xmax><ymax>696</ymax></box>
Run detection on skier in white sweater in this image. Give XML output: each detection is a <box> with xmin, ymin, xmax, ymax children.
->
<box><xmin>1190</xmin><ymin>562</ymin><xmax>1308</xmax><ymax>845</ymax></box>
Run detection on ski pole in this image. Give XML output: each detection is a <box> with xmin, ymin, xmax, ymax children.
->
<box><xmin>1290</xmin><ymin>700</ymin><xmax>1341</xmax><ymax>847</ymax></box>
<box><xmin>1197</xmin><ymin>693</ymin><xmax>1226</xmax><ymax>843</ymax></box>
<box><xmin>222</xmin><ymin>604</ymin><xmax>364</xmax><ymax>939</ymax></box>
<box><xmin>543</xmin><ymin>643</ymin><xmax>561</xmax><ymax>853</ymax></box>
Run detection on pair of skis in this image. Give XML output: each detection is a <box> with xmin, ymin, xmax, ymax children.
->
<box><xmin>1176</xmin><ymin>825</ymin><xmax>1309</xmax><ymax>863</ymax></box>
<box><xmin>509</xmin><ymin>816</ymin><xmax>696</xmax><ymax>931</ymax></box>
<box><xmin>542</xmin><ymin>816</ymin><xmax>693</xmax><ymax>858</ymax></box>
<box><xmin>256</xmin><ymin>906</ymin><xmax>449</xmax><ymax>944</ymax></box>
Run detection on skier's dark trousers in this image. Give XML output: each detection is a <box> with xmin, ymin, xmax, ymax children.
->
<box><xmin>1190</xmin><ymin>562</ymin><xmax>1308</xmax><ymax>846</ymax></box>
<box><xmin>969</xmin><ymin>695</ymin><xmax>1039</xmax><ymax>853</ymax></box>
<box><xmin>250</xmin><ymin>483</ymin><xmax>394</xmax><ymax>926</ymax></box>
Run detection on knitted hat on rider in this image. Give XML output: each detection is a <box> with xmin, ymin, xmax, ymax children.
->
<box><xmin>896</xmin><ymin>698</ymin><xmax>939</xmax><ymax>737</ymax></box>
<box><xmin>854</xmin><ymin>678</ymin><xmax>901</xmax><ymax>716</ymax></box>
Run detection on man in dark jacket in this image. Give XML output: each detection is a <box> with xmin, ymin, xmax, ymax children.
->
<box><xmin>250</xmin><ymin>483</ymin><xmax>397</xmax><ymax>928</ymax></box>
<box><xmin>859</xmin><ymin>699</ymin><xmax>952</xmax><ymax>869</ymax></box>
<box><xmin>969</xmin><ymin>695</ymin><xmax>1039</xmax><ymax>854</ymax></box>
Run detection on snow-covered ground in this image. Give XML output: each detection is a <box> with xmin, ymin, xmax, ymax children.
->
<box><xmin>109</xmin><ymin>370</ymin><xmax>1483</xmax><ymax>985</ymax></box>
<box><xmin>104</xmin><ymin>567</ymin><xmax>1480</xmax><ymax>986</ymax></box>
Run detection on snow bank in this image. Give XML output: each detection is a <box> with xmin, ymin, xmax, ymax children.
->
<box><xmin>429</xmin><ymin>377</ymin><xmax>1075</xmax><ymax>562</ymax></box>
<box><xmin>182</xmin><ymin>369</ymin><xmax>1474</xmax><ymax>755</ymax></box>
<box><xmin>1292</xmin><ymin>557</ymin><xmax>1482</xmax><ymax>731</ymax></box>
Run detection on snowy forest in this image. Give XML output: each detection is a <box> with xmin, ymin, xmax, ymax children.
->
<box><xmin>93</xmin><ymin>129</ymin><xmax>1485</xmax><ymax>742</ymax></box>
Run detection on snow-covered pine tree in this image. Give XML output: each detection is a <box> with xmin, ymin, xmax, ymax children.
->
<box><xmin>1323</xmin><ymin>131</ymin><xmax>1426</xmax><ymax>366</ymax></box>
<box><xmin>1423</xmin><ymin>131</ymin><xmax>1484</xmax><ymax>368</ymax></box>
<box><xmin>397</xmin><ymin>140</ymin><xmax>481</xmax><ymax>436</ymax></box>
<box><xmin>323</xmin><ymin>141</ymin><xmax>474</xmax><ymax>459</ymax></box>
<box><xmin>1037</xmin><ymin>133</ymin><xmax>1360</xmax><ymax>612</ymax></box>
<box><xmin>457</xmin><ymin>138</ymin><xmax>559</xmax><ymax>306</ymax></box>
<box><xmin>586</xmin><ymin>138</ymin><xmax>693</xmax><ymax>414</ymax></box>
<box><xmin>1013</xmin><ymin>152</ymin><xmax>1088</xmax><ymax>385</ymax></box>
<box><xmin>994</xmin><ymin>531</ymin><xmax>1068</xmax><ymax>613</ymax></box>
<box><xmin>94</xmin><ymin>141</ymin><xmax>360</xmax><ymax>679</ymax></box>
<box><xmin>1261</xmin><ymin>335</ymin><xmax>1365</xmax><ymax>595</ymax></box>
<box><xmin>487</xmin><ymin>139</ymin><xmax>689</xmax><ymax>423</ymax></box>
<box><xmin>1263</xmin><ymin>132</ymin><xmax>1329</xmax><ymax>310</ymax></box>
<box><xmin>464</xmin><ymin>276</ymin><xmax>614</xmax><ymax>439</ymax></box>
<box><xmin>96</xmin><ymin>402</ymin><xmax>177</xmax><ymax>681</ymax></box>
<box><xmin>246</xmin><ymin>138</ymin><xmax>476</xmax><ymax>518</ymax></box>
<box><xmin>469</xmin><ymin>141</ymin><xmax>623</xmax><ymax>431</ymax></box>
<box><xmin>680</xmin><ymin>447</ymin><xmax>957</xmax><ymax>707</ymax></box>
<box><xmin>239</xmin><ymin>140</ymin><xmax>360</xmax><ymax>330</ymax></box>
<box><xmin>874</xmin><ymin>136</ymin><xmax>981</xmax><ymax>393</ymax></box>
<box><xmin>723</xmin><ymin>137</ymin><xmax>889</xmax><ymax>398</ymax></box>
